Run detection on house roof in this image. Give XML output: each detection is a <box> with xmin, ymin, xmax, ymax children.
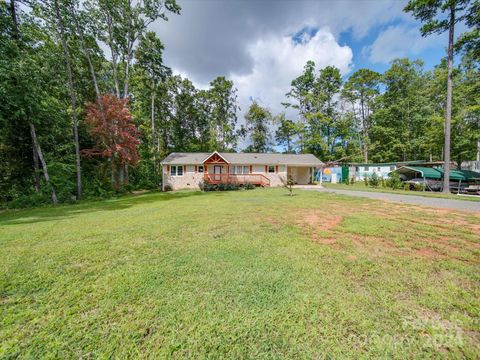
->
<box><xmin>348</xmin><ymin>160</ymin><xmax>426</xmax><ymax>167</ymax></box>
<box><xmin>160</xmin><ymin>152</ymin><xmax>323</xmax><ymax>166</ymax></box>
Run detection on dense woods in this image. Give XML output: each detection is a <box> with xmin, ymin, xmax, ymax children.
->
<box><xmin>0</xmin><ymin>0</ymin><xmax>478</xmax><ymax>207</ymax></box>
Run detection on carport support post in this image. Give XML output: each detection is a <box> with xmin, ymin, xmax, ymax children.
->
<box><xmin>423</xmin><ymin>176</ymin><xmax>426</xmax><ymax>191</ymax></box>
<box><xmin>458</xmin><ymin>179</ymin><xmax>461</xmax><ymax>194</ymax></box>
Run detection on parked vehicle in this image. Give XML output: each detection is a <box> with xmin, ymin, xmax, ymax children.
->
<box><xmin>404</xmin><ymin>178</ymin><xmax>442</xmax><ymax>191</ymax></box>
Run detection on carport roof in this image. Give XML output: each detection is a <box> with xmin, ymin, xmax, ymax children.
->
<box><xmin>393</xmin><ymin>166</ymin><xmax>480</xmax><ymax>181</ymax></box>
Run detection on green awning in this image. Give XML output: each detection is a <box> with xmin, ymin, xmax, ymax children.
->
<box><xmin>393</xmin><ymin>166</ymin><xmax>442</xmax><ymax>179</ymax></box>
<box><xmin>436</xmin><ymin>168</ymin><xmax>480</xmax><ymax>181</ymax></box>
<box><xmin>392</xmin><ymin>166</ymin><xmax>480</xmax><ymax>181</ymax></box>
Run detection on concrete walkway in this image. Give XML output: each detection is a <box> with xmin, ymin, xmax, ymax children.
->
<box><xmin>304</xmin><ymin>187</ymin><xmax>480</xmax><ymax>213</ymax></box>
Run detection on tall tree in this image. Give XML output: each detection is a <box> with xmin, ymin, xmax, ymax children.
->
<box><xmin>243</xmin><ymin>101</ymin><xmax>272</xmax><ymax>153</ymax></box>
<box><xmin>83</xmin><ymin>95</ymin><xmax>140</xmax><ymax>187</ymax></box>
<box><xmin>52</xmin><ymin>0</ymin><xmax>82</xmax><ymax>199</ymax></box>
<box><xmin>208</xmin><ymin>76</ymin><xmax>239</xmax><ymax>151</ymax></box>
<box><xmin>87</xmin><ymin>0</ymin><xmax>179</xmax><ymax>99</ymax></box>
<box><xmin>342</xmin><ymin>68</ymin><xmax>381</xmax><ymax>162</ymax></box>
<box><xmin>135</xmin><ymin>31</ymin><xmax>170</xmax><ymax>176</ymax></box>
<box><xmin>370</xmin><ymin>59</ymin><xmax>432</xmax><ymax>162</ymax></box>
<box><xmin>3</xmin><ymin>0</ymin><xmax>58</xmax><ymax>204</ymax></box>
<box><xmin>405</xmin><ymin>0</ymin><xmax>477</xmax><ymax>192</ymax></box>
<box><xmin>275</xmin><ymin>113</ymin><xmax>299</xmax><ymax>153</ymax></box>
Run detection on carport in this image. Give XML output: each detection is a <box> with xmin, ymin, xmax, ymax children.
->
<box><xmin>391</xmin><ymin>166</ymin><xmax>480</xmax><ymax>193</ymax></box>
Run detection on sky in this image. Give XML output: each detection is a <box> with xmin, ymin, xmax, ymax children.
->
<box><xmin>150</xmin><ymin>0</ymin><xmax>454</xmax><ymax>143</ymax></box>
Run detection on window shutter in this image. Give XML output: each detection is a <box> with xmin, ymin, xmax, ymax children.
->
<box><xmin>166</xmin><ymin>165</ymin><xmax>170</xmax><ymax>173</ymax></box>
<box><xmin>195</xmin><ymin>165</ymin><xmax>197</xmax><ymax>173</ymax></box>
<box><xmin>249</xmin><ymin>165</ymin><xmax>252</xmax><ymax>174</ymax></box>
<box><xmin>275</xmin><ymin>165</ymin><xmax>278</xmax><ymax>173</ymax></box>
<box><xmin>264</xmin><ymin>165</ymin><xmax>267</xmax><ymax>173</ymax></box>
<box><xmin>183</xmin><ymin>165</ymin><xmax>186</xmax><ymax>173</ymax></box>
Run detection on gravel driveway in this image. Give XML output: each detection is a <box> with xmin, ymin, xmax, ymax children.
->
<box><xmin>307</xmin><ymin>187</ymin><xmax>480</xmax><ymax>213</ymax></box>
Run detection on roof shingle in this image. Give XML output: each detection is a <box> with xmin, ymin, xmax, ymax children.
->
<box><xmin>160</xmin><ymin>152</ymin><xmax>323</xmax><ymax>166</ymax></box>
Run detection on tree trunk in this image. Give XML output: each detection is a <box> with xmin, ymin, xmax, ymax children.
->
<box><xmin>72</xmin><ymin>5</ymin><xmax>100</xmax><ymax>101</ymax></box>
<box><xmin>54</xmin><ymin>0</ymin><xmax>82</xmax><ymax>199</ymax></box>
<box><xmin>9</xmin><ymin>0</ymin><xmax>19</xmax><ymax>40</ymax></box>
<box><xmin>443</xmin><ymin>6</ymin><xmax>454</xmax><ymax>193</ymax></box>
<box><xmin>10</xmin><ymin>0</ymin><xmax>42</xmax><ymax>195</ymax></box>
<box><xmin>110</xmin><ymin>156</ymin><xmax>116</xmax><ymax>186</ymax></box>
<box><xmin>151</xmin><ymin>88</ymin><xmax>156</xmax><ymax>176</ymax></box>
<box><xmin>105</xmin><ymin>13</ymin><xmax>121</xmax><ymax>98</ymax></box>
<box><xmin>476</xmin><ymin>140</ymin><xmax>479</xmax><ymax>162</ymax></box>
<box><xmin>32</xmin><ymin>146</ymin><xmax>40</xmax><ymax>192</ymax></box>
<box><xmin>30</xmin><ymin>123</ymin><xmax>57</xmax><ymax>204</ymax></box>
<box><xmin>123</xmin><ymin>45</ymin><xmax>133</xmax><ymax>98</ymax></box>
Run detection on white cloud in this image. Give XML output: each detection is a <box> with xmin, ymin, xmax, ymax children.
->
<box><xmin>152</xmin><ymin>0</ymin><xmax>406</xmax><ymax>84</ymax></box>
<box><xmin>363</xmin><ymin>25</ymin><xmax>445</xmax><ymax>64</ymax></box>
<box><xmin>231</xmin><ymin>28</ymin><xmax>353</xmax><ymax>121</ymax></box>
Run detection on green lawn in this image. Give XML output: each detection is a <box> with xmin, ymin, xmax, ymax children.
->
<box><xmin>323</xmin><ymin>182</ymin><xmax>480</xmax><ymax>202</ymax></box>
<box><xmin>1</xmin><ymin>189</ymin><xmax>479</xmax><ymax>358</ymax></box>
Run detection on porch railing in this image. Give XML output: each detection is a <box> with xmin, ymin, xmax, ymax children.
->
<box><xmin>204</xmin><ymin>173</ymin><xmax>270</xmax><ymax>187</ymax></box>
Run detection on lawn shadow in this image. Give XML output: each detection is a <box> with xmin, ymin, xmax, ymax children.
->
<box><xmin>0</xmin><ymin>191</ymin><xmax>206</xmax><ymax>226</ymax></box>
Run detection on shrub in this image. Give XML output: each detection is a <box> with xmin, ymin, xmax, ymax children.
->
<box><xmin>413</xmin><ymin>183</ymin><xmax>425</xmax><ymax>191</ymax></box>
<box><xmin>350</xmin><ymin>177</ymin><xmax>355</xmax><ymax>185</ymax></box>
<box><xmin>163</xmin><ymin>184</ymin><xmax>173</xmax><ymax>192</ymax></box>
<box><xmin>364</xmin><ymin>176</ymin><xmax>369</xmax><ymax>187</ymax></box>
<box><xmin>404</xmin><ymin>183</ymin><xmax>410</xmax><ymax>191</ymax></box>
<box><xmin>7</xmin><ymin>192</ymin><xmax>51</xmax><ymax>209</ymax></box>
<box><xmin>369</xmin><ymin>172</ymin><xmax>380</xmax><ymax>187</ymax></box>
<box><xmin>284</xmin><ymin>175</ymin><xmax>295</xmax><ymax>196</ymax></box>
<box><xmin>244</xmin><ymin>183</ymin><xmax>255</xmax><ymax>190</ymax></box>
<box><xmin>386</xmin><ymin>173</ymin><xmax>403</xmax><ymax>190</ymax></box>
<box><xmin>202</xmin><ymin>182</ymin><xmax>239</xmax><ymax>192</ymax></box>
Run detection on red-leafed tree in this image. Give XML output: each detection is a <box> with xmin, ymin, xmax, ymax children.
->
<box><xmin>83</xmin><ymin>94</ymin><xmax>140</xmax><ymax>187</ymax></box>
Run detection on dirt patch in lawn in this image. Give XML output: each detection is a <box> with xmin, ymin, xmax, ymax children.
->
<box><xmin>269</xmin><ymin>202</ymin><xmax>479</xmax><ymax>262</ymax></box>
<box><xmin>298</xmin><ymin>211</ymin><xmax>343</xmax><ymax>231</ymax></box>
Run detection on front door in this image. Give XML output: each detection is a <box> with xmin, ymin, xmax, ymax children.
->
<box><xmin>214</xmin><ymin>165</ymin><xmax>222</xmax><ymax>181</ymax></box>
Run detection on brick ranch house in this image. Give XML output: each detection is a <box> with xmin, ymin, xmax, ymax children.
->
<box><xmin>160</xmin><ymin>151</ymin><xmax>323</xmax><ymax>191</ymax></box>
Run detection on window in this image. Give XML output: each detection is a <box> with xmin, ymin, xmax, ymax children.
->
<box><xmin>390</xmin><ymin>166</ymin><xmax>395</xmax><ymax>171</ymax></box>
<box><xmin>377</xmin><ymin>167</ymin><xmax>381</xmax><ymax>171</ymax></box>
<box><xmin>186</xmin><ymin>165</ymin><xmax>195</xmax><ymax>173</ymax></box>
<box><xmin>364</xmin><ymin>166</ymin><xmax>369</xmax><ymax>171</ymax></box>
<box><xmin>268</xmin><ymin>165</ymin><xmax>275</xmax><ymax>173</ymax></box>
<box><xmin>170</xmin><ymin>165</ymin><xmax>183</xmax><ymax>176</ymax></box>
<box><xmin>198</xmin><ymin>165</ymin><xmax>204</xmax><ymax>173</ymax></box>
<box><xmin>230</xmin><ymin>166</ymin><xmax>249</xmax><ymax>174</ymax></box>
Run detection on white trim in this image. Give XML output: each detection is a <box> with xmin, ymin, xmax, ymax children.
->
<box><xmin>170</xmin><ymin>165</ymin><xmax>184</xmax><ymax>177</ymax></box>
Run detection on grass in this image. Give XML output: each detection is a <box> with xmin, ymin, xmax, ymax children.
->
<box><xmin>1</xmin><ymin>188</ymin><xmax>479</xmax><ymax>358</ymax></box>
<box><xmin>323</xmin><ymin>181</ymin><xmax>480</xmax><ymax>202</ymax></box>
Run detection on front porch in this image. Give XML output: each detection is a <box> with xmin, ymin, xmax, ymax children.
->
<box><xmin>202</xmin><ymin>152</ymin><xmax>271</xmax><ymax>187</ymax></box>
<box><xmin>204</xmin><ymin>173</ymin><xmax>271</xmax><ymax>187</ymax></box>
